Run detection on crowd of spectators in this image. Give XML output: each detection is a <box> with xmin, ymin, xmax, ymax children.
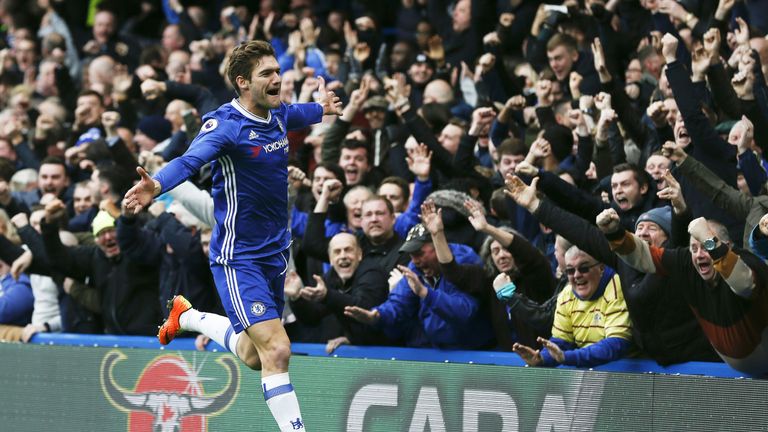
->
<box><xmin>0</xmin><ymin>0</ymin><xmax>767</xmax><ymax>377</ymax></box>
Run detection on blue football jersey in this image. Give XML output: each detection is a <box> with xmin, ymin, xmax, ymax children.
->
<box><xmin>154</xmin><ymin>99</ymin><xmax>323</xmax><ymax>263</ymax></box>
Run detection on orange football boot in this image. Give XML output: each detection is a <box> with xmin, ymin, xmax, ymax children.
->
<box><xmin>158</xmin><ymin>295</ymin><xmax>192</xmax><ymax>345</ymax></box>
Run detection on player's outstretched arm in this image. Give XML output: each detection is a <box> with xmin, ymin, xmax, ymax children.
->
<box><xmin>124</xmin><ymin>167</ymin><xmax>161</xmax><ymax>215</ymax></box>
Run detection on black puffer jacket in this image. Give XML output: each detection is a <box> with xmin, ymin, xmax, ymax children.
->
<box><xmin>42</xmin><ymin>221</ymin><xmax>161</xmax><ymax>335</ymax></box>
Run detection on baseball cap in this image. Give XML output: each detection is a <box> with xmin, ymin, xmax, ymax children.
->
<box><xmin>75</xmin><ymin>127</ymin><xmax>103</xmax><ymax>147</ymax></box>
<box><xmin>362</xmin><ymin>95</ymin><xmax>388</xmax><ymax>112</ymax></box>
<box><xmin>399</xmin><ymin>223</ymin><xmax>432</xmax><ymax>254</ymax></box>
<box><xmin>414</xmin><ymin>53</ymin><xmax>435</xmax><ymax>69</ymax></box>
<box><xmin>91</xmin><ymin>210</ymin><xmax>116</xmax><ymax>236</ymax></box>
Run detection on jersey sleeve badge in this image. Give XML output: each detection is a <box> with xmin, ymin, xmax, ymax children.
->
<box><xmin>201</xmin><ymin>118</ymin><xmax>219</xmax><ymax>133</ymax></box>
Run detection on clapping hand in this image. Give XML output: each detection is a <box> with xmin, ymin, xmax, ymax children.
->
<box><xmin>512</xmin><ymin>342</ymin><xmax>543</xmax><ymax>366</ymax></box>
<box><xmin>344</xmin><ymin>305</ymin><xmax>381</xmax><ymax>325</ymax></box>
<box><xmin>284</xmin><ymin>270</ymin><xmax>303</xmax><ymax>301</ymax></box>
<box><xmin>398</xmin><ymin>264</ymin><xmax>428</xmax><ymax>298</ymax></box>
<box><xmin>537</xmin><ymin>337</ymin><xmax>565</xmax><ymax>363</ymax></box>
<box><xmin>300</xmin><ymin>274</ymin><xmax>328</xmax><ymax>302</ymax></box>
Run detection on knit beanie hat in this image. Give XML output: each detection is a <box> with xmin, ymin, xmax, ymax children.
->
<box><xmin>91</xmin><ymin>210</ymin><xmax>116</xmax><ymax>236</ymax></box>
<box><xmin>543</xmin><ymin>124</ymin><xmax>573</xmax><ymax>162</ymax></box>
<box><xmin>636</xmin><ymin>206</ymin><xmax>672</xmax><ymax>236</ymax></box>
<box><xmin>137</xmin><ymin>115</ymin><xmax>172</xmax><ymax>142</ymax></box>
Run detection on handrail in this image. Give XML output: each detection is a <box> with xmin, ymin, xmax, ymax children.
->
<box><xmin>24</xmin><ymin>333</ymin><xmax>747</xmax><ymax>379</ymax></box>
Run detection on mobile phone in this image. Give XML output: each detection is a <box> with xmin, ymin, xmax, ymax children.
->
<box><xmin>182</xmin><ymin>109</ymin><xmax>201</xmax><ymax>141</ymax></box>
<box><xmin>543</xmin><ymin>4</ymin><xmax>569</xmax><ymax>14</ymax></box>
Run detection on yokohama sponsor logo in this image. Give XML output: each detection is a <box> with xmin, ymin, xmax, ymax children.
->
<box><xmin>263</xmin><ymin>137</ymin><xmax>289</xmax><ymax>153</ymax></box>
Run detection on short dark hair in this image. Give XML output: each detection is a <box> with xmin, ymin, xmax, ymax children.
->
<box><xmin>379</xmin><ymin>176</ymin><xmax>410</xmax><ymax>202</ymax></box>
<box><xmin>77</xmin><ymin>89</ymin><xmax>104</xmax><ymax>106</ymax></box>
<box><xmin>340</xmin><ymin>139</ymin><xmax>371</xmax><ymax>164</ymax></box>
<box><xmin>40</xmin><ymin>156</ymin><xmax>67</xmax><ymax>172</ymax></box>
<box><xmin>325</xmin><ymin>48</ymin><xmax>342</xmax><ymax>58</ymax></box>
<box><xmin>638</xmin><ymin>45</ymin><xmax>660</xmax><ymax>63</ymax></box>
<box><xmin>98</xmin><ymin>164</ymin><xmax>133</xmax><ymax>199</ymax></box>
<box><xmin>496</xmin><ymin>138</ymin><xmax>527</xmax><ymax>158</ymax></box>
<box><xmin>226</xmin><ymin>40</ymin><xmax>276</xmax><ymax>95</ymax></box>
<box><xmin>313</xmin><ymin>162</ymin><xmax>346</xmax><ymax>188</ymax></box>
<box><xmin>612</xmin><ymin>163</ymin><xmax>648</xmax><ymax>190</ymax></box>
<box><xmin>139</xmin><ymin>45</ymin><xmax>166</xmax><ymax>68</ymax></box>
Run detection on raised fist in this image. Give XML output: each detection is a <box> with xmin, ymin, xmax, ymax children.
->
<box><xmin>596</xmin><ymin>208</ymin><xmax>621</xmax><ymax>234</ymax></box>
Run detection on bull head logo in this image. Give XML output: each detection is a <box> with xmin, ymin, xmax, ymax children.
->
<box><xmin>101</xmin><ymin>350</ymin><xmax>240</xmax><ymax>432</ymax></box>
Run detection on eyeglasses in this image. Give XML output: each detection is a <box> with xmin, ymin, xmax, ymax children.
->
<box><xmin>565</xmin><ymin>262</ymin><xmax>600</xmax><ymax>276</ymax></box>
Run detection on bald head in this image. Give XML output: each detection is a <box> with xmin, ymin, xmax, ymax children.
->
<box><xmin>88</xmin><ymin>55</ymin><xmax>115</xmax><ymax>86</ymax></box>
<box><xmin>423</xmin><ymin>79</ymin><xmax>454</xmax><ymax>105</ymax></box>
<box><xmin>328</xmin><ymin>232</ymin><xmax>362</xmax><ymax>281</ymax></box>
<box><xmin>165</xmin><ymin>99</ymin><xmax>193</xmax><ymax>131</ymax></box>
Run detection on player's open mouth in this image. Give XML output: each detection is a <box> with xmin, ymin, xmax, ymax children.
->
<box><xmin>266</xmin><ymin>88</ymin><xmax>280</xmax><ymax>96</ymax></box>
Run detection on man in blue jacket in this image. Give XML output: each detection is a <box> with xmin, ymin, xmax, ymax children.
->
<box><xmin>0</xmin><ymin>267</ymin><xmax>33</xmax><ymax>327</ymax></box>
<box><xmin>345</xmin><ymin>223</ymin><xmax>495</xmax><ymax>349</ymax></box>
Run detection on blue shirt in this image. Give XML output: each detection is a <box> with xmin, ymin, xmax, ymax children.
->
<box><xmin>154</xmin><ymin>99</ymin><xmax>323</xmax><ymax>263</ymax></box>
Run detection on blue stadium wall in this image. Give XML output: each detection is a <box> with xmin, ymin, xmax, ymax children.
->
<box><xmin>0</xmin><ymin>334</ymin><xmax>766</xmax><ymax>431</ymax></box>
